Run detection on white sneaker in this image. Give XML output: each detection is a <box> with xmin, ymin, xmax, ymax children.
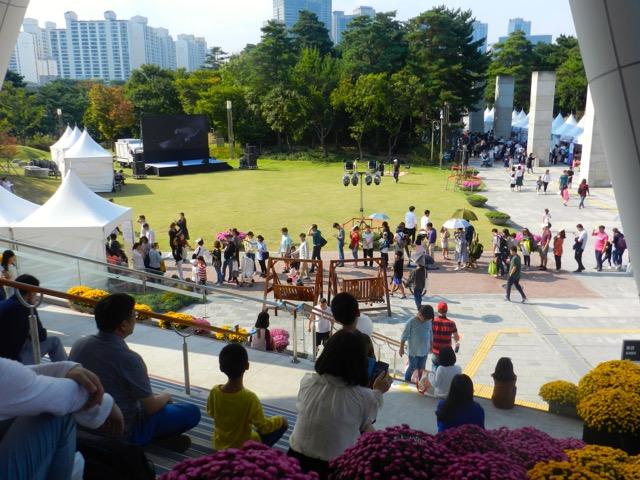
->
<box><xmin>454</xmin><ymin>267</ymin><xmax>460</xmax><ymax>271</ymax></box>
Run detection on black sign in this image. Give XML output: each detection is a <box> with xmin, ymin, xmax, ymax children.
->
<box><xmin>621</xmin><ymin>340</ymin><xmax>640</xmax><ymax>361</ymax></box>
<box><xmin>142</xmin><ymin>114</ymin><xmax>209</xmax><ymax>163</ymax></box>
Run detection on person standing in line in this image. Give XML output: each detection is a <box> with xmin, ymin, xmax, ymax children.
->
<box><xmin>404</xmin><ymin>206</ymin><xmax>417</xmax><ymax>246</ymax></box>
<box><xmin>491</xmin><ymin>229</ymin><xmax>505</xmax><ymax>277</ymax></box>
<box><xmin>509</xmin><ymin>168</ymin><xmax>516</xmax><ymax>192</ymax></box>
<box><xmin>573</xmin><ymin>224</ymin><xmax>588</xmax><ymax>273</ymax></box>
<box><xmin>399</xmin><ymin>305</ymin><xmax>434</xmax><ymax>382</ymax></box>
<box><xmin>612</xmin><ymin>228</ymin><xmax>627</xmax><ymax>271</ymax></box>
<box><xmin>542</xmin><ymin>169</ymin><xmax>551</xmax><ymax>194</ymax></box>
<box><xmin>553</xmin><ymin>230</ymin><xmax>566</xmax><ymax>271</ymax></box>
<box><xmin>515</xmin><ymin>165</ymin><xmax>524</xmax><ymax>191</ymax></box>
<box><xmin>440</xmin><ymin>227</ymin><xmax>450</xmax><ymax>260</ymax></box>
<box><xmin>278</xmin><ymin>227</ymin><xmax>293</xmax><ymax>273</ymax></box>
<box><xmin>426</xmin><ymin>223</ymin><xmax>437</xmax><ymax>259</ymax></box>
<box><xmin>591</xmin><ymin>225</ymin><xmax>609</xmax><ymax>272</ymax></box>
<box><xmin>559</xmin><ymin>171</ymin><xmax>569</xmax><ymax>206</ymax></box>
<box><xmin>256</xmin><ymin>235</ymin><xmax>269</xmax><ymax>278</ymax></box>
<box><xmin>567</xmin><ymin>167</ymin><xmax>575</xmax><ymax>189</ymax></box>
<box><xmin>431</xmin><ymin>302</ymin><xmax>461</xmax><ymax>369</ymax></box>
<box><xmin>176</xmin><ymin>212</ymin><xmax>189</xmax><ymax>240</ymax></box>
<box><xmin>243</xmin><ymin>232</ymin><xmax>258</xmax><ymax>273</ymax></box>
<box><xmin>577</xmin><ymin>179</ymin><xmax>590</xmax><ymax>209</ymax></box>
<box><xmin>379</xmin><ymin>231</ymin><xmax>390</xmax><ymax>270</ymax></box>
<box><xmin>349</xmin><ymin>226</ymin><xmax>361</xmax><ymax>267</ymax></box>
<box><xmin>408</xmin><ymin>258</ymin><xmax>428</xmax><ymax>310</ymax></box>
<box><xmin>454</xmin><ymin>228</ymin><xmax>468</xmax><ymax>271</ymax></box>
<box><xmin>140</xmin><ymin>223</ymin><xmax>155</xmax><ymax>245</ymax></box>
<box><xmin>308</xmin><ymin>224</ymin><xmax>323</xmax><ymax>273</ymax></box>
<box><xmin>539</xmin><ymin>226</ymin><xmax>552</xmax><ymax>271</ymax></box>
<box><xmin>333</xmin><ymin>222</ymin><xmax>345</xmax><ymax>267</ymax></box>
<box><xmin>361</xmin><ymin>226</ymin><xmax>375</xmax><ymax>267</ymax></box>
<box><xmin>223</xmin><ymin>234</ymin><xmax>237</xmax><ymax>283</ymax></box>
<box><xmin>293</xmin><ymin>233</ymin><xmax>310</xmax><ymax>280</ymax></box>
<box><xmin>308</xmin><ymin>298</ymin><xmax>334</xmax><ymax>355</ymax></box>
<box><xmin>420</xmin><ymin>210</ymin><xmax>431</xmax><ymax>233</ymax></box>
<box><xmin>542</xmin><ymin>209</ymin><xmax>552</xmax><ymax>229</ymax></box>
<box><xmin>505</xmin><ymin>246</ymin><xmax>526</xmax><ymax>303</ymax></box>
<box><xmin>519</xmin><ymin>229</ymin><xmax>532</xmax><ymax>270</ymax></box>
<box><xmin>211</xmin><ymin>240</ymin><xmax>224</xmax><ymax>285</ymax></box>
<box><xmin>390</xmin><ymin>252</ymin><xmax>406</xmax><ymax>298</ymax></box>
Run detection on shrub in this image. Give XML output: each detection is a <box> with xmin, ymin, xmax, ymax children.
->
<box><xmin>159</xmin><ymin>311</ymin><xmax>193</xmax><ymax>330</ymax></box>
<box><xmin>578</xmin><ymin>360</ymin><xmax>640</xmax><ymax>400</ymax></box>
<box><xmin>577</xmin><ymin>388</ymin><xmax>640</xmax><ymax>434</ymax></box>
<box><xmin>440</xmin><ymin>452</ymin><xmax>527</xmax><ymax>480</ymax></box>
<box><xmin>485</xmin><ymin>210</ymin><xmax>511</xmax><ymax>225</ymax></box>
<box><xmin>24</xmin><ymin>134</ymin><xmax>57</xmax><ymax>151</ymax></box>
<box><xmin>529</xmin><ymin>445</ymin><xmax>635</xmax><ymax>480</ymax></box>
<box><xmin>214</xmin><ymin>324</ymin><xmax>249</xmax><ymax>342</ymax></box>
<box><xmin>466</xmin><ymin>194</ymin><xmax>488</xmax><ymax>207</ymax></box>
<box><xmin>539</xmin><ymin>380</ymin><xmax>579</xmax><ymax>405</ymax></box>
<box><xmin>131</xmin><ymin>292</ymin><xmax>199</xmax><ymax>313</ymax></box>
<box><xmin>134</xmin><ymin>303</ymin><xmax>152</xmax><ymax>321</ymax></box>
<box><xmin>270</xmin><ymin>328</ymin><xmax>290</xmax><ymax>352</ymax></box>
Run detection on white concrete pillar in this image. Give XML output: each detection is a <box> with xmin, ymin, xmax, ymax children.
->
<box><xmin>468</xmin><ymin>107</ymin><xmax>484</xmax><ymax>134</ymax></box>
<box><xmin>0</xmin><ymin>0</ymin><xmax>30</xmax><ymax>90</ymax></box>
<box><xmin>570</xmin><ymin>0</ymin><xmax>640</xmax><ymax>295</ymax></box>
<box><xmin>493</xmin><ymin>76</ymin><xmax>515</xmax><ymax>140</ymax></box>
<box><xmin>527</xmin><ymin>71</ymin><xmax>556</xmax><ymax>167</ymax></box>
<box><xmin>579</xmin><ymin>87</ymin><xmax>611</xmax><ymax>187</ymax></box>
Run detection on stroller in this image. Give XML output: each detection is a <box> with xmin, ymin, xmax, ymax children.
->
<box><xmin>468</xmin><ymin>236</ymin><xmax>484</xmax><ymax>269</ymax></box>
<box><xmin>240</xmin><ymin>255</ymin><xmax>256</xmax><ymax>285</ymax></box>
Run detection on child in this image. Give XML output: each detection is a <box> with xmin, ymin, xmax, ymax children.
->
<box><xmin>379</xmin><ymin>231</ymin><xmax>390</xmax><ymax>269</ymax></box>
<box><xmin>250</xmin><ymin>311</ymin><xmax>273</xmax><ymax>351</ymax></box>
<box><xmin>390</xmin><ymin>252</ymin><xmax>406</xmax><ymax>299</ymax></box>
<box><xmin>519</xmin><ymin>234</ymin><xmax>531</xmax><ymax>269</ymax></box>
<box><xmin>536</xmin><ymin>176</ymin><xmax>542</xmax><ymax>195</ymax></box>
<box><xmin>211</xmin><ymin>241</ymin><xmax>223</xmax><ymax>285</ymax></box>
<box><xmin>603</xmin><ymin>240</ymin><xmax>613</xmax><ymax>269</ymax></box>
<box><xmin>196</xmin><ymin>256</ymin><xmax>207</xmax><ymax>285</ymax></box>
<box><xmin>491</xmin><ymin>357</ymin><xmax>517</xmax><ymax>410</ymax></box>
<box><xmin>207</xmin><ymin>343</ymin><xmax>287</xmax><ymax>450</ymax></box>
<box><xmin>440</xmin><ymin>227</ymin><xmax>450</xmax><ymax>260</ymax></box>
<box><xmin>510</xmin><ymin>168</ymin><xmax>516</xmax><ymax>191</ymax></box>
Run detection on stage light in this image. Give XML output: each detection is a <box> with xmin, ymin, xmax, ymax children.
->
<box><xmin>374</xmin><ymin>173</ymin><xmax>381</xmax><ymax>185</ymax></box>
<box><xmin>365</xmin><ymin>173</ymin><xmax>372</xmax><ymax>185</ymax></box>
<box><xmin>342</xmin><ymin>174</ymin><xmax>350</xmax><ymax>186</ymax></box>
<box><xmin>351</xmin><ymin>173</ymin><xmax>359</xmax><ymax>186</ymax></box>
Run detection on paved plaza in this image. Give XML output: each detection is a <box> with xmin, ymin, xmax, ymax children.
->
<box><xmin>38</xmin><ymin>158</ymin><xmax>638</xmax><ymax>437</ymax></box>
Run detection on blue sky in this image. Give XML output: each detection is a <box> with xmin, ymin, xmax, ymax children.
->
<box><xmin>25</xmin><ymin>0</ymin><xmax>576</xmax><ymax>53</ymax></box>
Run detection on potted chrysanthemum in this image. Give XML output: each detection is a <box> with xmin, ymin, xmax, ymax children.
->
<box><xmin>539</xmin><ymin>380</ymin><xmax>579</xmax><ymax>418</ymax></box>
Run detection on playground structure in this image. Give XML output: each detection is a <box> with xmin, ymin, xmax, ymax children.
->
<box><xmin>327</xmin><ymin>258</ymin><xmax>391</xmax><ymax>317</ymax></box>
<box><xmin>262</xmin><ymin>257</ymin><xmax>323</xmax><ymax>314</ymax></box>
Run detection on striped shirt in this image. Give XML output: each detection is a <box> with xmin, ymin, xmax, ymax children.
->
<box><xmin>197</xmin><ymin>264</ymin><xmax>207</xmax><ymax>282</ymax></box>
<box><xmin>432</xmin><ymin>316</ymin><xmax>458</xmax><ymax>355</ymax></box>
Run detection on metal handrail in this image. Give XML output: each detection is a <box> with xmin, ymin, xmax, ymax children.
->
<box><xmin>0</xmin><ymin>235</ymin><xmax>284</xmax><ymax>309</ymax></box>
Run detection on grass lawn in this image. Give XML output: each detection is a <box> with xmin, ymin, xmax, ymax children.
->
<box><xmin>9</xmin><ymin>151</ymin><xmax>494</xmax><ymax>251</ymax></box>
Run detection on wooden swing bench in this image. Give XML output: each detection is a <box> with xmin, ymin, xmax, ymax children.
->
<box><xmin>328</xmin><ymin>258</ymin><xmax>391</xmax><ymax>316</ymax></box>
<box><xmin>263</xmin><ymin>257</ymin><xmax>323</xmax><ymax>314</ymax></box>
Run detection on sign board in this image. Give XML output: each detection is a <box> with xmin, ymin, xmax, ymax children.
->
<box><xmin>621</xmin><ymin>340</ymin><xmax>640</xmax><ymax>362</ymax></box>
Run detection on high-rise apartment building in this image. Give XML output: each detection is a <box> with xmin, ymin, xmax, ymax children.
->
<box><xmin>176</xmin><ymin>34</ymin><xmax>207</xmax><ymax>72</ymax></box>
<box><xmin>273</xmin><ymin>0</ymin><xmax>332</xmax><ymax>31</ymax></box>
<box><xmin>472</xmin><ymin>21</ymin><xmax>488</xmax><ymax>53</ymax></box>
<box><xmin>499</xmin><ymin>17</ymin><xmax>551</xmax><ymax>45</ymax></box>
<box><xmin>7</xmin><ymin>11</ymin><xmax>205</xmax><ymax>83</ymax></box>
<box><xmin>331</xmin><ymin>5</ymin><xmax>375</xmax><ymax>44</ymax></box>
<box><xmin>508</xmin><ymin>17</ymin><xmax>531</xmax><ymax>35</ymax></box>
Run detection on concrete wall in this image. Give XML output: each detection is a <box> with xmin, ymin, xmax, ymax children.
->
<box><xmin>570</xmin><ymin>0</ymin><xmax>640</xmax><ymax>295</ymax></box>
<box><xmin>0</xmin><ymin>0</ymin><xmax>30</xmax><ymax>90</ymax></box>
<box><xmin>493</xmin><ymin>76</ymin><xmax>515</xmax><ymax>139</ymax></box>
<box><xmin>579</xmin><ymin>86</ymin><xmax>611</xmax><ymax>187</ymax></box>
<box><xmin>527</xmin><ymin>71</ymin><xmax>556</xmax><ymax>167</ymax></box>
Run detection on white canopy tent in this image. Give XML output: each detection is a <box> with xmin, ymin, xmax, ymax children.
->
<box><xmin>0</xmin><ymin>187</ymin><xmax>39</xmax><ymax>240</ymax></box>
<box><xmin>49</xmin><ymin>126</ymin><xmax>72</xmax><ymax>165</ymax></box>
<box><xmin>12</xmin><ymin>170</ymin><xmax>133</xmax><ymax>290</ymax></box>
<box><xmin>62</xmin><ymin>129</ymin><xmax>114</xmax><ymax>192</ymax></box>
<box><xmin>551</xmin><ymin>113</ymin><xmax>565</xmax><ymax>134</ymax></box>
<box><xmin>555</xmin><ymin>114</ymin><xmax>579</xmax><ymax>139</ymax></box>
<box><xmin>51</xmin><ymin>126</ymin><xmax>81</xmax><ymax>167</ymax></box>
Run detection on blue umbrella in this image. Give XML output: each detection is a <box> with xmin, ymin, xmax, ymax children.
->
<box><xmin>369</xmin><ymin>213</ymin><xmax>390</xmax><ymax>221</ymax></box>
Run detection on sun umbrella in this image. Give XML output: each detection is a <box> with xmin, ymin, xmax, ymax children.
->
<box><xmin>369</xmin><ymin>213</ymin><xmax>390</xmax><ymax>221</ymax></box>
<box><xmin>443</xmin><ymin>218</ymin><xmax>470</xmax><ymax>229</ymax></box>
<box><xmin>515</xmin><ymin>232</ymin><xmax>543</xmax><ymax>242</ymax></box>
<box><xmin>450</xmin><ymin>209</ymin><xmax>478</xmax><ymax>221</ymax></box>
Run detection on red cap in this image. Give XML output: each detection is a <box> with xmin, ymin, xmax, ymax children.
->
<box><xmin>437</xmin><ymin>301</ymin><xmax>448</xmax><ymax>313</ymax></box>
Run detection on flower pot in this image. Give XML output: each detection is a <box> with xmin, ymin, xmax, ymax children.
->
<box><xmin>548</xmin><ymin>401</ymin><xmax>579</xmax><ymax>419</ymax></box>
<box><xmin>488</xmin><ymin>217</ymin><xmax>509</xmax><ymax>226</ymax></box>
<box><xmin>582</xmin><ymin>424</ymin><xmax>640</xmax><ymax>455</ymax></box>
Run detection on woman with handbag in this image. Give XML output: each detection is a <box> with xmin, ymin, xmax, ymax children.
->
<box><xmin>256</xmin><ymin>235</ymin><xmax>269</xmax><ymax>278</ymax></box>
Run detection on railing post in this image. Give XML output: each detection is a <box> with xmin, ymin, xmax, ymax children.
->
<box><xmin>15</xmin><ymin>289</ymin><xmax>43</xmax><ymax>365</ymax></box>
<box><xmin>182</xmin><ymin>336</ymin><xmax>191</xmax><ymax>396</ymax></box>
<box><xmin>291</xmin><ymin>308</ymin><xmax>299</xmax><ymax>364</ymax></box>
<box><xmin>76</xmin><ymin>259</ymin><xmax>82</xmax><ymax>285</ymax></box>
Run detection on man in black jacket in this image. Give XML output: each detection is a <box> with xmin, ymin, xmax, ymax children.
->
<box><xmin>0</xmin><ymin>274</ymin><xmax>67</xmax><ymax>364</ymax></box>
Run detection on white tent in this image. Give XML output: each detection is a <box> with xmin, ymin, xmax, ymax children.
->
<box><xmin>0</xmin><ymin>188</ymin><xmax>39</xmax><ymax>240</ymax></box>
<box><xmin>62</xmin><ymin>129</ymin><xmax>114</xmax><ymax>192</ymax></box>
<box><xmin>551</xmin><ymin>113</ymin><xmax>565</xmax><ymax>134</ymax></box>
<box><xmin>49</xmin><ymin>126</ymin><xmax>72</xmax><ymax>164</ymax></box>
<box><xmin>555</xmin><ymin>114</ymin><xmax>579</xmax><ymax>138</ymax></box>
<box><xmin>12</xmin><ymin>170</ymin><xmax>132</xmax><ymax>289</ymax></box>
<box><xmin>52</xmin><ymin>126</ymin><xmax>81</xmax><ymax>167</ymax></box>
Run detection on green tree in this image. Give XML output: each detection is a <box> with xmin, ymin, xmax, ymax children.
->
<box><xmin>3</xmin><ymin>70</ymin><xmax>26</xmax><ymax>88</ymax></box>
<box><xmin>485</xmin><ymin>30</ymin><xmax>535</xmax><ymax>109</ymax></box>
<box><xmin>84</xmin><ymin>84</ymin><xmax>135</xmax><ymax>145</ymax></box>
<box><xmin>292</xmin><ymin>48</ymin><xmax>339</xmax><ymax>156</ymax></box>
<box><xmin>381</xmin><ymin>69</ymin><xmax>420</xmax><ymax>158</ymax></box>
<box><xmin>250</xmin><ymin>21</ymin><xmax>295</xmax><ymax>91</ymax></box>
<box><xmin>203</xmin><ymin>46</ymin><xmax>228</xmax><ymax>70</ymax></box>
<box><xmin>36</xmin><ymin>79</ymin><xmax>91</xmax><ymax>136</ymax></box>
<box><xmin>0</xmin><ymin>84</ymin><xmax>45</xmax><ymax>142</ymax></box>
<box><xmin>556</xmin><ymin>47</ymin><xmax>587</xmax><ymax>116</ymax></box>
<box><xmin>260</xmin><ymin>86</ymin><xmax>304</xmax><ymax>151</ymax></box>
<box><xmin>174</xmin><ymin>69</ymin><xmax>221</xmax><ymax>113</ymax></box>
<box><xmin>407</xmin><ymin>7</ymin><xmax>489</xmax><ymax>124</ymax></box>
<box><xmin>339</xmin><ymin>12</ymin><xmax>407</xmax><ymax>77</ymax></box>
<box><xmin>332</xmin><ymin>74</ymin><xmax>387</xmax><ymax>159</ymax></box>
<box><xmin>290</xmin><ymin>10</ymin><xmax>334</xmax><ymax>57</ymax></box>
<box><xmin>124</xmin><ymin>64</ymin><xmax>183</xmax><ymax>123</ymax></box>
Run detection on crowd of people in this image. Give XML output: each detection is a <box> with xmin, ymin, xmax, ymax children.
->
<box><xmin>1</xmin><ymin>280</ymin><xmax>521</xmax><ymax>479</ymax></box>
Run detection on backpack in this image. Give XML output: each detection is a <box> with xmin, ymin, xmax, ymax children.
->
<box><xmin>499</xmin><ymin>236</ymin><xmax>509</xmax><ymax>256</ymax></box>
<box><xmin>319</xmin><ymin>236</ymin><xmax>328</xmax><ymax>248</ymax></box>
<box><xmin>618</xmin><ymin>236</ymin><xmax>627</xmax><ymax>250</ymax></box>
<box><xmin>465</xmin><ymin>225</ymin><xmax>475</xmax><ymax>243</ymax></box>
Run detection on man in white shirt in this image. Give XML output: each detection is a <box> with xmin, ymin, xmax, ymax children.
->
<box><xmin>0</xmin><ymin>358</ymin><xmax>122</xmax><ymax>480</ymax></box>
<box><xmin>420</xmin><ymin>209</ymin><xmax>431</xmax><ymax>232</ymax></box>
<box><xmin>308</xmin><ymin>298</ymin><xmax>333</xmax><ymax>354</ymax></box>
<box><xmin>541</xmin><ymin>209</ymin><xmax>551</xmax><ymax>229</ymax></box>
<box><xmin>140</xmin><ymin>223</ymin><xmax>155</xmax><ymax>245</ymax></box>
<box><xmin>404</xmin><ymin>206</ymin><xmax>417</xmax><ymax>245</ymax></box>
<box><xmin>573</xmin><ymin>223</ymin><xmax>588</xmax><ymax>273</ymax></box>
<box><xmin>294</xmin><ymin>233</ymin><xmax>310</xmax><ymax>280</ymax></box>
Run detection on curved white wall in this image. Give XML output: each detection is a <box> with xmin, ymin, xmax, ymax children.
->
<box><xmin>0</xmin><ymin>0</ymin><xmax>30</xmax><ymax>90</ymax></box>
